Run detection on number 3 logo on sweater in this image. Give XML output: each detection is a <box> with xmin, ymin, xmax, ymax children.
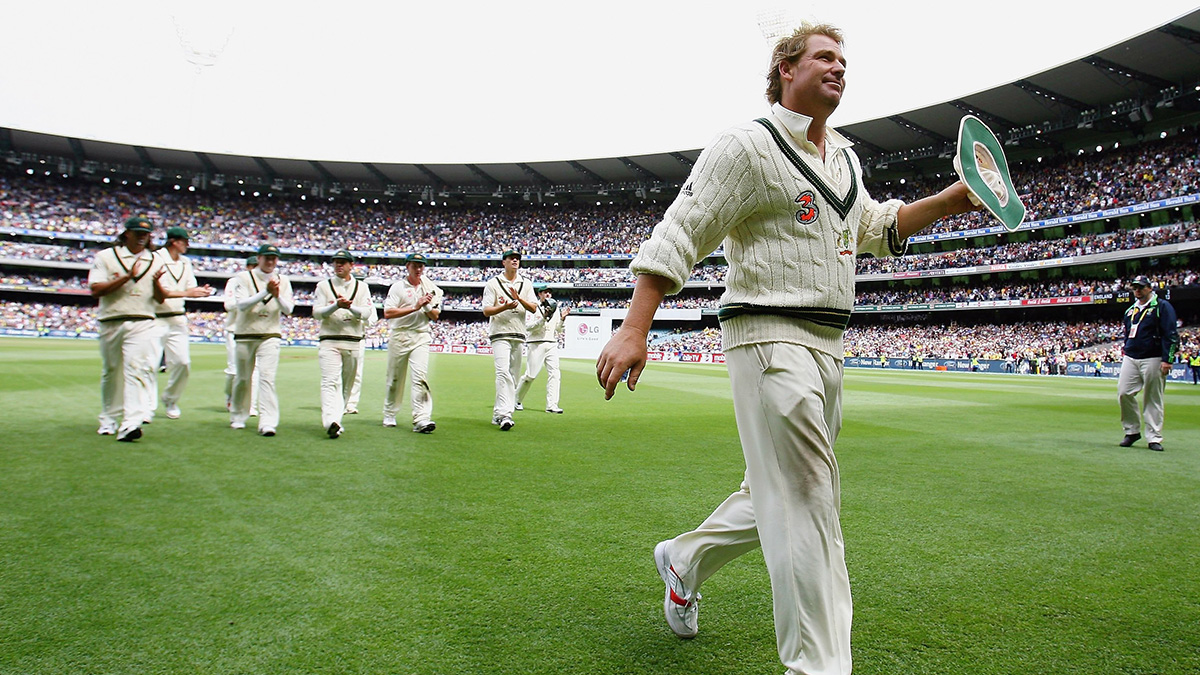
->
<box><xmin>794</xmin><ymin>191</ymin><xmax>819</xmax><ymax>224</ymax></box>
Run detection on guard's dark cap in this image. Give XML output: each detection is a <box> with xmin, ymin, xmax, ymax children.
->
<box><xmin>1130</xmin><ymin>275</ymin><xmax>1152</xmax><ymax>288</ymax></box>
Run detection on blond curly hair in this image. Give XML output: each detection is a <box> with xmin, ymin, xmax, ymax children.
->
<box><xmin>765</xmin><ymin>22</ymin><xmax>845</xmax><ymax>105</ymax></box>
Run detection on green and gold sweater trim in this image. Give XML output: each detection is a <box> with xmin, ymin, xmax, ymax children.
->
<box><xmin>754</xmin><ymin>118</ymin><xmax>858</xmax><ymax>220</ymax></box>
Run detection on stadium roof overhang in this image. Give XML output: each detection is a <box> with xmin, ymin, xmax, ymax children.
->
<box><xmin>4</xmin><ymin>9</ymin><xmax>1200</xmax><ymax>201</ymax></box>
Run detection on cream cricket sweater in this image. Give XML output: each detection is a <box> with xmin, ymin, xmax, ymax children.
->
<box><xmin>313</xmin><ymin>276</ymin><xmax>376</xmax><ymax>340</ymax></box>
<box><xmin>631</xmin><ymin>103</ymin><xmax>908</xmax><ymax>357</ymax></box>
<box><xmin>385</xmin><ymin>275</ymin><xmax>444</xmax><ymax>335</ymax></box>
<box><xmin>231</xmin><ymin>269</ymin><xmax>295</xmax><ymax>339</ymax></box>
<box><xmin>152</xmin><ymin>250</ymin><xmax>198</xmax><ymax>317</ymax></box>
<box><xmin>526</xmin><ymin>306</ymin><xmax>564</xmax><ymax>344</ymax></box>
<box><xmin>483</xmin><ymin>273</ymin><xmax>536</xmax><ymax>342</ymax></box>
<box><xmin>222</xmin><ymin>276</ymin><xmax>240</xmax><ymax>329</ymax></box>
<box><xmin>87</xmin><ymin>246</ymin><xmax>163</xmax><ymax>322</ymax></box>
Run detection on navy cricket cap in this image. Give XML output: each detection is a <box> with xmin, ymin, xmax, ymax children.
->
<box><xmin>1130</xmin><ymin>275</ymin><xmax>1152</xmax><ymax>288</ymax></box>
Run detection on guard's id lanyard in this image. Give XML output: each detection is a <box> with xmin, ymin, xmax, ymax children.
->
<box><xmin>1127</xmin><ymin>304</ymin><xmax>1152</xmax><ymax>339</ymax></box>
<box><xmin>114</xmin><ymin>247</ymin><xmax>151</xmax><ymax>295</ymax></box>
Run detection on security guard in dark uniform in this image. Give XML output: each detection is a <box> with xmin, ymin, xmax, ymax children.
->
<box><xmin>1117</xmin><ymin>275</ymin><xmax>1179</xmax><ymax>451</ymax></box>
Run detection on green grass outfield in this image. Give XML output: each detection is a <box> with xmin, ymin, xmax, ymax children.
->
<box><xmin>1</xmin><ymin>336</ymin><xmax>1197</xmax><ymax>675</ymax></box>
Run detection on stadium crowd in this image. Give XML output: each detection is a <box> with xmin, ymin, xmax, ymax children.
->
<box><xmin>3</xmin><ymin>221</ymin><xmax>1197</xmax><ymax>287</ymax></box>
<box><xmin>6</xmin><ymin>300</ymin><xmax>1197</xmax><ymax>369</ymax></box>
<box><xmin>856</xmin><ymin>220</ymin><xmax>1200</xmax><ymax>274</ymax></box>
<box><xmin>3</xmin><ymin>126</ymin><xmax>1198</xmax><ymax>369</ymax></box>
<box><xmin>873</xmin><ymin>129</ymin><xmax>1200</xmax><ymax>234</ymax></box>
<box><xmin>6</xmin><ymin>268</ymin><xmax>1196</xmax><ymax>311</ymax></box>
<box><xmin>1</xmin><ymin>125</ymin><xmax>1197</xmax><ymax>256</ymax></box>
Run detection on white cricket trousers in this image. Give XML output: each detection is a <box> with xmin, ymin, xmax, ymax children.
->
<box><xmin>318</xmin><ymin>339</ymin><xmax>362</xmax><ymax>429</ymax></box>
<box><xmin>232</xmin><ymin>337</ymin><xmax>280</xmax><ymax>431</ymax></box>
<box><xmin>345</xmin><ymin>352</ymin><xmax>365</xmax><ymax>412</ymax></box>
<box><xmin>98</xmin><ymin>318</ymin><xmax>158</xmax><ymax>432</ymax></box>
<box><xmin>149</xmin><ymin>315</ymin><xmax>191</xmax><ymax>410</ymax></box>
<box><xmin>491</xmin><ymin>338</ymin><xmax>522</xmax><ymax>419</ymax></box>
<box><xmin>666</xmin><ymin>342</ymin><xmax>851</xmax><ymax>675</ymax></box>
<box><xmin>224</xmin><ymin>330</ymin><xmax>259</xmax><ymax>412</ymax></box>
<box><xmin>1118</xmin><ymin>355</ymin><xmax>1166</xmax><ymax>443</ymax></box>
<box><xmin>516</xmin><ymin>341</ymin><xmax>560</xmax><ymax>409</ymax></box>
<box><xmin>384</xmin><ymin>333</ymin><xmax>432</xmax><ymax>425</ymax></box>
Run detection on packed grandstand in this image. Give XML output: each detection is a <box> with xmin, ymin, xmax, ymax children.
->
<box><xmin>1</xmin><ymin>106</ymin><xmax>1198</xmax><ymax>372</ymax></box>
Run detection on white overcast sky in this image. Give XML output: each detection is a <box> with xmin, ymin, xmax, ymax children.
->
<box><xmin>2</xmin><ymin>1</ymin><xmax>1197</xmax><ymax>164</ymax></box>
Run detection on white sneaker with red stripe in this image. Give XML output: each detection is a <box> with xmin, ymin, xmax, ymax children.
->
<box><xmin>654</xmin><ymin>540</ymin><xmax>699</xmax><ymax>638</ymax></box>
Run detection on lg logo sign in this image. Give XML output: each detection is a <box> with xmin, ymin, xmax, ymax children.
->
<box><xmin>577</xmin><ymin>323</ymin><xmax>601</xmax><ymax>336</ymax></box>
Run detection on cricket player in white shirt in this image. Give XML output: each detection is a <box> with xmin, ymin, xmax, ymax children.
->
<box><xmin>229</xmin><ymin>243</ymin><xmax>294</xmax><ymax>436</ymax></box>
<box><xmin>482</xmin><ymin>249</ymin><xmax>539</xmax><ymax>430</ymax></box>
<box><xmin>382</xmin><ymin>253</ymin><xmax>443</xmax><ymax>433</ymax></box>
<box><xmin>313</xmin><ymin>250</ymin><xmax>376</xmax><ymax>439</ymax></box>
<box><xmin>223</xmin><ymin>256</ymin><xmax>260</xmax><ymax>414</ymax></box>
<box><xmin>516</xmin><ymin>284</ymin><xmax>569</xmax><ymax>414</ymax></box>
<box><xmin>342</xmin><ymin>272</ymin><xmax>370</xmax><ymax>416</ymax></box>
<box><xmin>88</xmin><ymin>216</ymin><xmax>168</xmax><ymax>442</ymax></box>
<box><xmin>149</xmin><ymin>226</ymin><xmax>213</xmax><ymax>420</ymax></box>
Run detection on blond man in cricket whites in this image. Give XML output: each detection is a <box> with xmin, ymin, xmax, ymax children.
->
<box><xmin>598</xmin><ymin>23</ymin><xmax>978</xmax><ymax>675</ymax></box>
